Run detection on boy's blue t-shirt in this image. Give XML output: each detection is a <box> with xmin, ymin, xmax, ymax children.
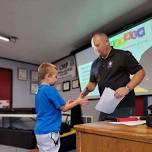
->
<box><xmin>34</xmin><ymin>84</ymin><xmax>65</xmax><ymax>134</ymax></box>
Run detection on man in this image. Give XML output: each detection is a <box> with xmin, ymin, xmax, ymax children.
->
<box><xmin>80</xmin><ymin>33</ymin><xmax>145</xmax><ymax>121</ymax></box>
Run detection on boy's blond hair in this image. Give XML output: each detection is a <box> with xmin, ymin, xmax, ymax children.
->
<box><xmin>38</xmin><ymin>62</ymin><xmax>57</xmax><ymax>82</ymax></box>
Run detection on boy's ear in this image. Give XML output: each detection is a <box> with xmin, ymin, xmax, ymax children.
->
<box><xmin>45</xmin><ymin>73</ymin><xmax>50</xmax><ymax>79</ymax></box>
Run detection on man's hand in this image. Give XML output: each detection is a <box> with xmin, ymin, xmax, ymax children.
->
<box><xmin>79</xmin><ymin>90</ymin><xmax>86</xmax><ymax>98</ymax></box>
<box><xmin>79</xmin><ymin>82</ymin><xmax>96</xmax><ymax>98</ymax></box>
<box><xmin>114</xmin><ymin>87</ymin><xmax>130</xmax><ymax>98</ymax></box>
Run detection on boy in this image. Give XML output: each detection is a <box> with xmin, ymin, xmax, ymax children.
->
<box><xmin>34</xmin><ymin>62</ymin><xmax>88</xmax><ymax>152</ymax></box>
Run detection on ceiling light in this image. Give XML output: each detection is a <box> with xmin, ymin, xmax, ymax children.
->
<box><xmin>0</xmin><ymin>33</ymin><xmax>18</xmax><ymax>43</ymax></box>
<box><xmin>0</xmin><ymin>35</ymin><xmax>10</xmax><ymax>42</ymax></box>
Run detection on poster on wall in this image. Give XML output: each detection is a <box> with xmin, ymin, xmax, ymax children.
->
<box><xmin>55</xmin><ymin>56</ymin><xmax>77</xmax><ymax>82</ymax></box>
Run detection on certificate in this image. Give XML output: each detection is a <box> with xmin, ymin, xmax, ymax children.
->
<box><xmin>18</xmin><ymin>68</ymin><xmax>27</xmax><ymax>81</ymax></box>
<box><xmin>95</xmin><ymin>87</ymin><xmax>124</xmax><ymax>114</ymax></box>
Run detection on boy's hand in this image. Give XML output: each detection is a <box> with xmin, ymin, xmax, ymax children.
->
<box><xmin>76</xmin><ymin>98</ymin><xmax>88</xmax><ymax>106</ymax></box>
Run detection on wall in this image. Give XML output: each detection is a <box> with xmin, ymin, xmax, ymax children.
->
<box><xmin>0</xmin><ymin>58</ymin><xmax>38</xmax><ymax>108</ymax></box>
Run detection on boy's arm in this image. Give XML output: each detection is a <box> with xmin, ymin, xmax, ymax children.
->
<box><xmin>60</xmin><ymin>98</ymin><xmax>88</xmax><ymax>112</ymax></box>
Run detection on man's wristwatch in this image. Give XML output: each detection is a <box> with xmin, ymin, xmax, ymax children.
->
<box><xmin>125</xmin><ymin>85</ymin><xmax>132</xmax><ymax>93</ymax></box>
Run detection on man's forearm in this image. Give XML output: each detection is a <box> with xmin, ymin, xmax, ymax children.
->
<box><xmin>127</xmin><ymin>68</ymin><xmax>145</xmax><ymax>89</ymax></box>
<box><xmin>81</xmin><ymin>82</ymin><xmax>96</xmax><ymax>97</ymax></box>
<box><xmin>81</xmin><ymin>87</ymin><xmax>91</xmax><ymax>97</ymax></box>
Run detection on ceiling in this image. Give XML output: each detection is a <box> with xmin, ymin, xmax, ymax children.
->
<box><xmin>0</xmin><ymin>0</ymin><xmax>152</xmax><ymax>65</ymax></box>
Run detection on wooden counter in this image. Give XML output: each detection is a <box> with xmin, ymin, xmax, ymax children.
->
<box><xmin>74</xmin><ymin>121</ymin><xmax>152</xmax><ymax>152</ymax></box>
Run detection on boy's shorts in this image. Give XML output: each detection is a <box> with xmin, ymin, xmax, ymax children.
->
<box><xmin>36</xmin><ymin>132</ymin><xmax>60</xmax><ymax>152</ymax></box>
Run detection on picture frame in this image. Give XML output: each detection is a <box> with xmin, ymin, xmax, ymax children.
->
<box><xmin>55</xmin><ymin>83</ymin><xmax>62</xmax><ymax>91</ymax></box>
<box><xmin>18</xmin><ymin>68</ymin><xmax>27</xmax><ymax>81</ymax></box>
<box><xmin>63</xmin><ymin>81</ymin><xmax>70</xmax><ymax>92</ymax></box>
<box><xmin>72</xmin><ymin>79</ymin><xmax>79</xmax><ymax>89</ymax></box>
<box><xmin>30</xmin><ymin>70</ymin><xmax>38</xmax><ymax>82</ymax></box>
<box><xmin>30</xmin><ymin>83</ymin><xmax>38</xmax><ymax>94</ymax></box>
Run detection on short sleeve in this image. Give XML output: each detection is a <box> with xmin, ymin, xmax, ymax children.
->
<box><xmin>45</xmin><ymin>86</ymin><xmax>65</xmax><ymax>109</ymax></box>
<box><xmin>124</xmin><ymin>51</ymin><xmax>143</xmax><ymax>74</ymax></box>
<box><xmin>89</xmin><ymin>62</ymin><xmax>97</xmax><ymax>83</ymax></box>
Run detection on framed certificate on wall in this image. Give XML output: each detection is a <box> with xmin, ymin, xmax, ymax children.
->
<box><xmin>63</xmin><ymin>81</ymin><xmax>70</xmax><ymax>91</ymax></box>
<box><xmin>72</xmin><ymin>79</ymin><xmax>79</xmax><ymax>89</ymax></box>
<box><xmin>30</xmin><ymin>70</ymin><xmax>38</xmax><ymax>82</ymax></box>
<box><xmin>30</xmin><ymin>83</ymin><xmax>38</xmax><ymax>94</ymax></box>
<box><xmin>18</xmin><ymin>68</ymin><xmax>27</xmax><ymax>81</ymax></box>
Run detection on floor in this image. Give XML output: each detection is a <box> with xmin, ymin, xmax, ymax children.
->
<box><xmin>0</xmin><ymin>145</ymin><xmax>76</xmax><ymax>152</ymax></box>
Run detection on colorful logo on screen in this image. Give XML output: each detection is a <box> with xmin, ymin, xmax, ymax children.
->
<box><xmin>110</xmin><ymin>27</ymin><xmax>145</xmax><ymax>47</ymax></box>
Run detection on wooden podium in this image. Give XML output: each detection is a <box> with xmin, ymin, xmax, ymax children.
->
<box><xmin>74</xmin><ymin>121</ymin><xmax>152</xmax><ymax>152</ymax></box>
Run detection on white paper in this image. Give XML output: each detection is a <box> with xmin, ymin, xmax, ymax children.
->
<box><xmin>95</xmin><ymin>87</ymin><xmax>124</xmax><ymax>114</ymax></box>
<box><xmin>109</xmin><ymin>120</ymin><xmax>146</xmax><ymax>126</ymax></box>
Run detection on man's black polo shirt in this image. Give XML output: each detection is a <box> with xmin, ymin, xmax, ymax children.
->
<box><xmin>90</xmin><ymin>48</ymin><xmax>143</xmax><ymax>108</ymax></box>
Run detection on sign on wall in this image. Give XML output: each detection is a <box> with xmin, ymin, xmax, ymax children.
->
<box><xmin>55</xmin><ymin>56</ymin><xmax>77</xmax><ymax>81</ymax></box>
